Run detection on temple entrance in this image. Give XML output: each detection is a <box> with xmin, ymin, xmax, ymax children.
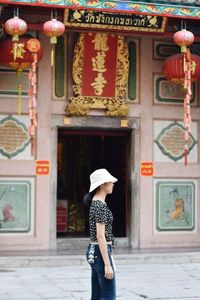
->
<box><xmin>57</xmin><ymin>128</ymin><xmax>131</xmax><ymax>238</ymax></box>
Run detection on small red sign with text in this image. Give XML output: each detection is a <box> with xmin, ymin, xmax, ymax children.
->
<box><xmin>140</xmin><ymin>162</ymin><xmax>154</xmax><ymax>176</ymax></box>
<box><xmin>35</xmin><ymin>160</ymin><xmax>50</xmax><ymax>175</ymax></box>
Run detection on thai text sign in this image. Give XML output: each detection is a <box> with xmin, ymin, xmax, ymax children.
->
<box><xmin>82</xmin><ymin>33</ymin><xmax>118</xmax><ymax>97</ymax></box>
<box><xmin>35</xmin><ymin>160</ymin><xmax>50</xmax><ymax>175</ymax></box>
<box><xmin>140</xmin><ymin>161</ymin><xmax>154</xmax><ymax>176</ymax></box>
<box><xmin>64</xmin><ymin>9</ymin><xmax>167</xmax><ymax>33</ymax></box>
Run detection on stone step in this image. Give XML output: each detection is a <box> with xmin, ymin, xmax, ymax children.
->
<box><xmin>1</xmin><ymin>249</ymin><xmax>200</xmax><ymax>268</ymax></box>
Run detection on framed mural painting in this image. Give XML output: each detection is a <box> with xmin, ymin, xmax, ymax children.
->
<box><xmin>0</xmin><ymin>179</ymin><xmax>32</xmax><ymax>233</ymax></box>
<box><xmin>153</xmin><ymin>73</ymin><xmax>197</xmax><ymax>105</ymax></box>
<box><xmin>155</xmin><ymin>180</ymin><xmax>196</xmax><ymax>231</ymax></box>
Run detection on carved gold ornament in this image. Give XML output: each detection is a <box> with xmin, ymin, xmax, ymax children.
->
<box><xmin>66</xmin><ymin>33</ymin><xmax>129</xmax><ymax>116</ymax></box>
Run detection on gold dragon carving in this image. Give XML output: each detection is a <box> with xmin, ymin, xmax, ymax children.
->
<box><xmin>66</xmin><ymin>33</ymin><xmax>129</xmax><ymax>117</ymax></box>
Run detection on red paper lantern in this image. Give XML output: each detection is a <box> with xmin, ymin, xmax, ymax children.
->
<box><xmin>43</xmin><ymin>18</ymin><xmax>65</xmax><ymax>66</ymax></box>
<box><xmin>173</xmin><ymin>29</ymin><xmax>194</xmax><ymax>53</ymax></box>
<box><xmin>163</xmin><ymin>53</ymin><xmax>200</xmax><ymax>82</ymax></box>
<box><xmin>5</xmin><ymin>16</ymin><xmax>27</xmax><ymax>41</ymax></box>
<box><xmin>43</xmin><ymin>19</ymin><xmax>65</xmax><ymax>44</ymax></box>
<box><xmin>0</xmin><ymin>36</ymin><xmax>43</xmax><ymax>71</ymax></box>
<box><xmin>0</xmin><ymin>36</ymin><xmax>43</xmax><ymax>116</ymax></box>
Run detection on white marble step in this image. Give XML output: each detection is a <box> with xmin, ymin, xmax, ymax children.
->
<box><xmin>0</xmin><ymin>248</ymin><xmax>200</xmax><ymax>268</ymax></box>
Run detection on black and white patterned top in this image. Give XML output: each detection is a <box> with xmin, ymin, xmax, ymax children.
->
<box><xmin>89</xmin><ymin>200</ymin><xmax>114</xmax><ymax>246</ymax></box>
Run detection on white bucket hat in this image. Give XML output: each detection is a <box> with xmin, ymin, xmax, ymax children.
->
<box><xmin>89</xmin><ymin>168</ymin><xmax>118</xmax><ymax>192</ymax></box>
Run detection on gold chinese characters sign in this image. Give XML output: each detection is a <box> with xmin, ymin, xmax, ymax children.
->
<box><xmin>66</xmin><ymin>33</ymin><xmax>129</xmax><ymax>116</ymax></box>
<box><xmin>64</xmin><ymin>9</ymin><xmax>167</xmax><ymax>33</ymax></box>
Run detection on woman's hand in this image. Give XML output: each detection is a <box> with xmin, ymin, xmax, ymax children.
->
<box><xmin>104</xmin><ymin>264</ymin><xmax>113</xmax><ymax>280</ymax></box>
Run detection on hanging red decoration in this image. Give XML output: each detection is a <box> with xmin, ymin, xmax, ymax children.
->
<box><xmin>0</xmin><ymin>36</ymin><xmax>43</xmax><ymax>156</ymax></box>
<box><xmin>164</xmin><ymin>28</ymin><xmax>198</xmax><ymax>166</ymax></box>
<box><xmin>26</xmin><ymin>38</ymin><xmax>41</xmax><ymax>156</ymax></box>
<box><xmin>0</xmin><ymin>36</ymin><xmax>43</xmax><ymax>71</ymax></box>
<box><xmin>174</xmin><ymin>29</ymin><xmax>195</xmax><ymax>166</ymax></box>
<box><xmin>173</xmin><ymin>29</ymin><xmax>194</xmax><ymax>53</ymax></box>
<box><xmin>163</xmin><ymin>53</ymin><xmax>200</xmax><ymax>82</ymax></box>
<box><xmin>5</xmin><ymin>16</ymin><xmax>27</xmax><ymax>42</ymax></box>
<box><xmin>43</xmin><ymin>18</ymin><xmax>65</xmax><ymax>66</ymax></box>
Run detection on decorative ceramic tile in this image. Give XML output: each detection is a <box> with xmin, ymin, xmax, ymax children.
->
<box><xmin>154</xmin><ymin>120</ymin><xmax>197</xmax><ymax>163</ymax></box>
<box><xmin>2</xmin><ymin>1</ymin><xmax>200</xmax><ymax>19</ymax></box>
<box><xmin>0</xmin><ymin>115</ymin><xmax>30</xmax><ymax>159</ymax></box>
<box><xmin>155</xmin><ymin>121</ymin><xmax>197</xmax><ymax>161</ymax></box>
<box><xmin>0</xmin><ymin>178</ymin><xmax>33</xmax><ymax>233</ymax></box>
<box><xmin>155</xmin><ymin>179</ymin><xmax>196</xmax><ymax>231</ymax></box>
<box><xmin>153</xmin><ymin>73</ymin><xmax>197</xmax><ymax>105</ymax></box>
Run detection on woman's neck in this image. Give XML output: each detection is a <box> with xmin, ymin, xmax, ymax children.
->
<box><xmin>93</xmin><ymin>190</ymin><xmax>106</xmax><ymax>202</ymax></box>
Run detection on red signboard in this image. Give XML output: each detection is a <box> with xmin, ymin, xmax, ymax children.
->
<box><xmin>82</xmin><ymin>33</ymin><xmax>118</xmax><ymax>97</ymax></box>
<box><xmin>140</xmin><ymin>161</ymin><xmax>154</xmax><ymax>176</ymax></box>
<box><xmin>35</xmin><ymin>160</ymin><xmax>50</xmax><ymax>175</ymax></box>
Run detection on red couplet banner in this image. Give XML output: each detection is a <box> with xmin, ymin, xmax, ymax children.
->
<box><xmin>82</xmin><ymin>33</ymin><xmax>118</xmax><ymax>97</ymax></box>
<box><xmin>57</xmin><ymin>201</ymin><xmax>68</xmax><ymax>232</ymax></box>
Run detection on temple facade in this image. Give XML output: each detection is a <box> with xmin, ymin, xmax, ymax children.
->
<box><xmin>0</xmin><ymin>1</ymin><xmax>200</xmax><ymax>252</ymax></box>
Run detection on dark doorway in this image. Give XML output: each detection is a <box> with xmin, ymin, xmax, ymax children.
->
<box><xmin>57</xmin><ymin>129</ymin><xmax>131</xmax><ymax>238</ymax></box>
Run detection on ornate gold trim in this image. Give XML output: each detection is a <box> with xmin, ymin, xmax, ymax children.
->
<box><xmin>66</xmin><ymin>33</ymin><xmax>129</xmax><ymax>116</ymax></box>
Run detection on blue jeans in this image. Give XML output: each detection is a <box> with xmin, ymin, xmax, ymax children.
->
<box><xmin>86</xmin><ymin>244</ymin><xmax>116</xmax><ymax>300</ymax></box>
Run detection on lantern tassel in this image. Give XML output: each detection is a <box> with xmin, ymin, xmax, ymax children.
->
<box><xmin>16</xmin><ymin>69</ymin><xmax>23</xmax><ymax>115</ymax></box>
<box><xmin>51</xmin><ymin>47</ymin><xmax>54</xmax><ymax>66</ymax></box>
<box><xmin>18</xmin><ymin>82</ymin><xmax>22</xmax><ymax>115</ymax></box>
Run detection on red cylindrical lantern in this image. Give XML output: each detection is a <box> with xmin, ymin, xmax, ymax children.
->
<box><xmin>0</xmin><ymin>36</ymin><xmax>43</xmax><ymax>71</ymax></box>
<box><xmin>163</xmin><ymin>53</ymin><xmax>200</xmax><ymax>82</ymax></box>
<box><xmin>0</xmin><ymin>36</ymin><xmax>43</xmax><ymax>115</ymax></box>
<box><xmin>173</xmin><ymin>29</ymin><xmax>194</xmax><ymax>53</ymax></box>
<box><xmin>5</xmin><ymin>16</ymin><xmax>27</xmax><ymax>41</ymax></box>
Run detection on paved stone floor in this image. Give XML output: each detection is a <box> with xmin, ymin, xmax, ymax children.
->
<box><xmin>0</xmin><ymin>262</ymin><xmax>200</xmax><ymax>300</ymax></box>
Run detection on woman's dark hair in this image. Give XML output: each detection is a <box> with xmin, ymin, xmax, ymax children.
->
<box><xmin>83</xmin><ymin>187</ymin><xmax>99</xmax><ymax>208</ymax></box>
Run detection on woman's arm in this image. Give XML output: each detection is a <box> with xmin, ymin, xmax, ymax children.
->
<box><xmin>96</xmin><ymin>222</ymin><xmax>113</xmax><ymax>280</ymax></box>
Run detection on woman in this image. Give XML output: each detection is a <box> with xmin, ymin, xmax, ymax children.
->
<box><xmin>85</xmin><ymin>168</ymin><xmax>118</xmax><ymax>300</ymax></box>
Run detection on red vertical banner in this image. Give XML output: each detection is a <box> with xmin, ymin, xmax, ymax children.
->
<box><xmin>57</xmin><ymin>200</ymin><xmax>68</xmax><ymax>232</ymax></box>
<box><xmin>82</xmin><ymin>33</ymin><xmax>118</xmax><ymax>97</ymax></box>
